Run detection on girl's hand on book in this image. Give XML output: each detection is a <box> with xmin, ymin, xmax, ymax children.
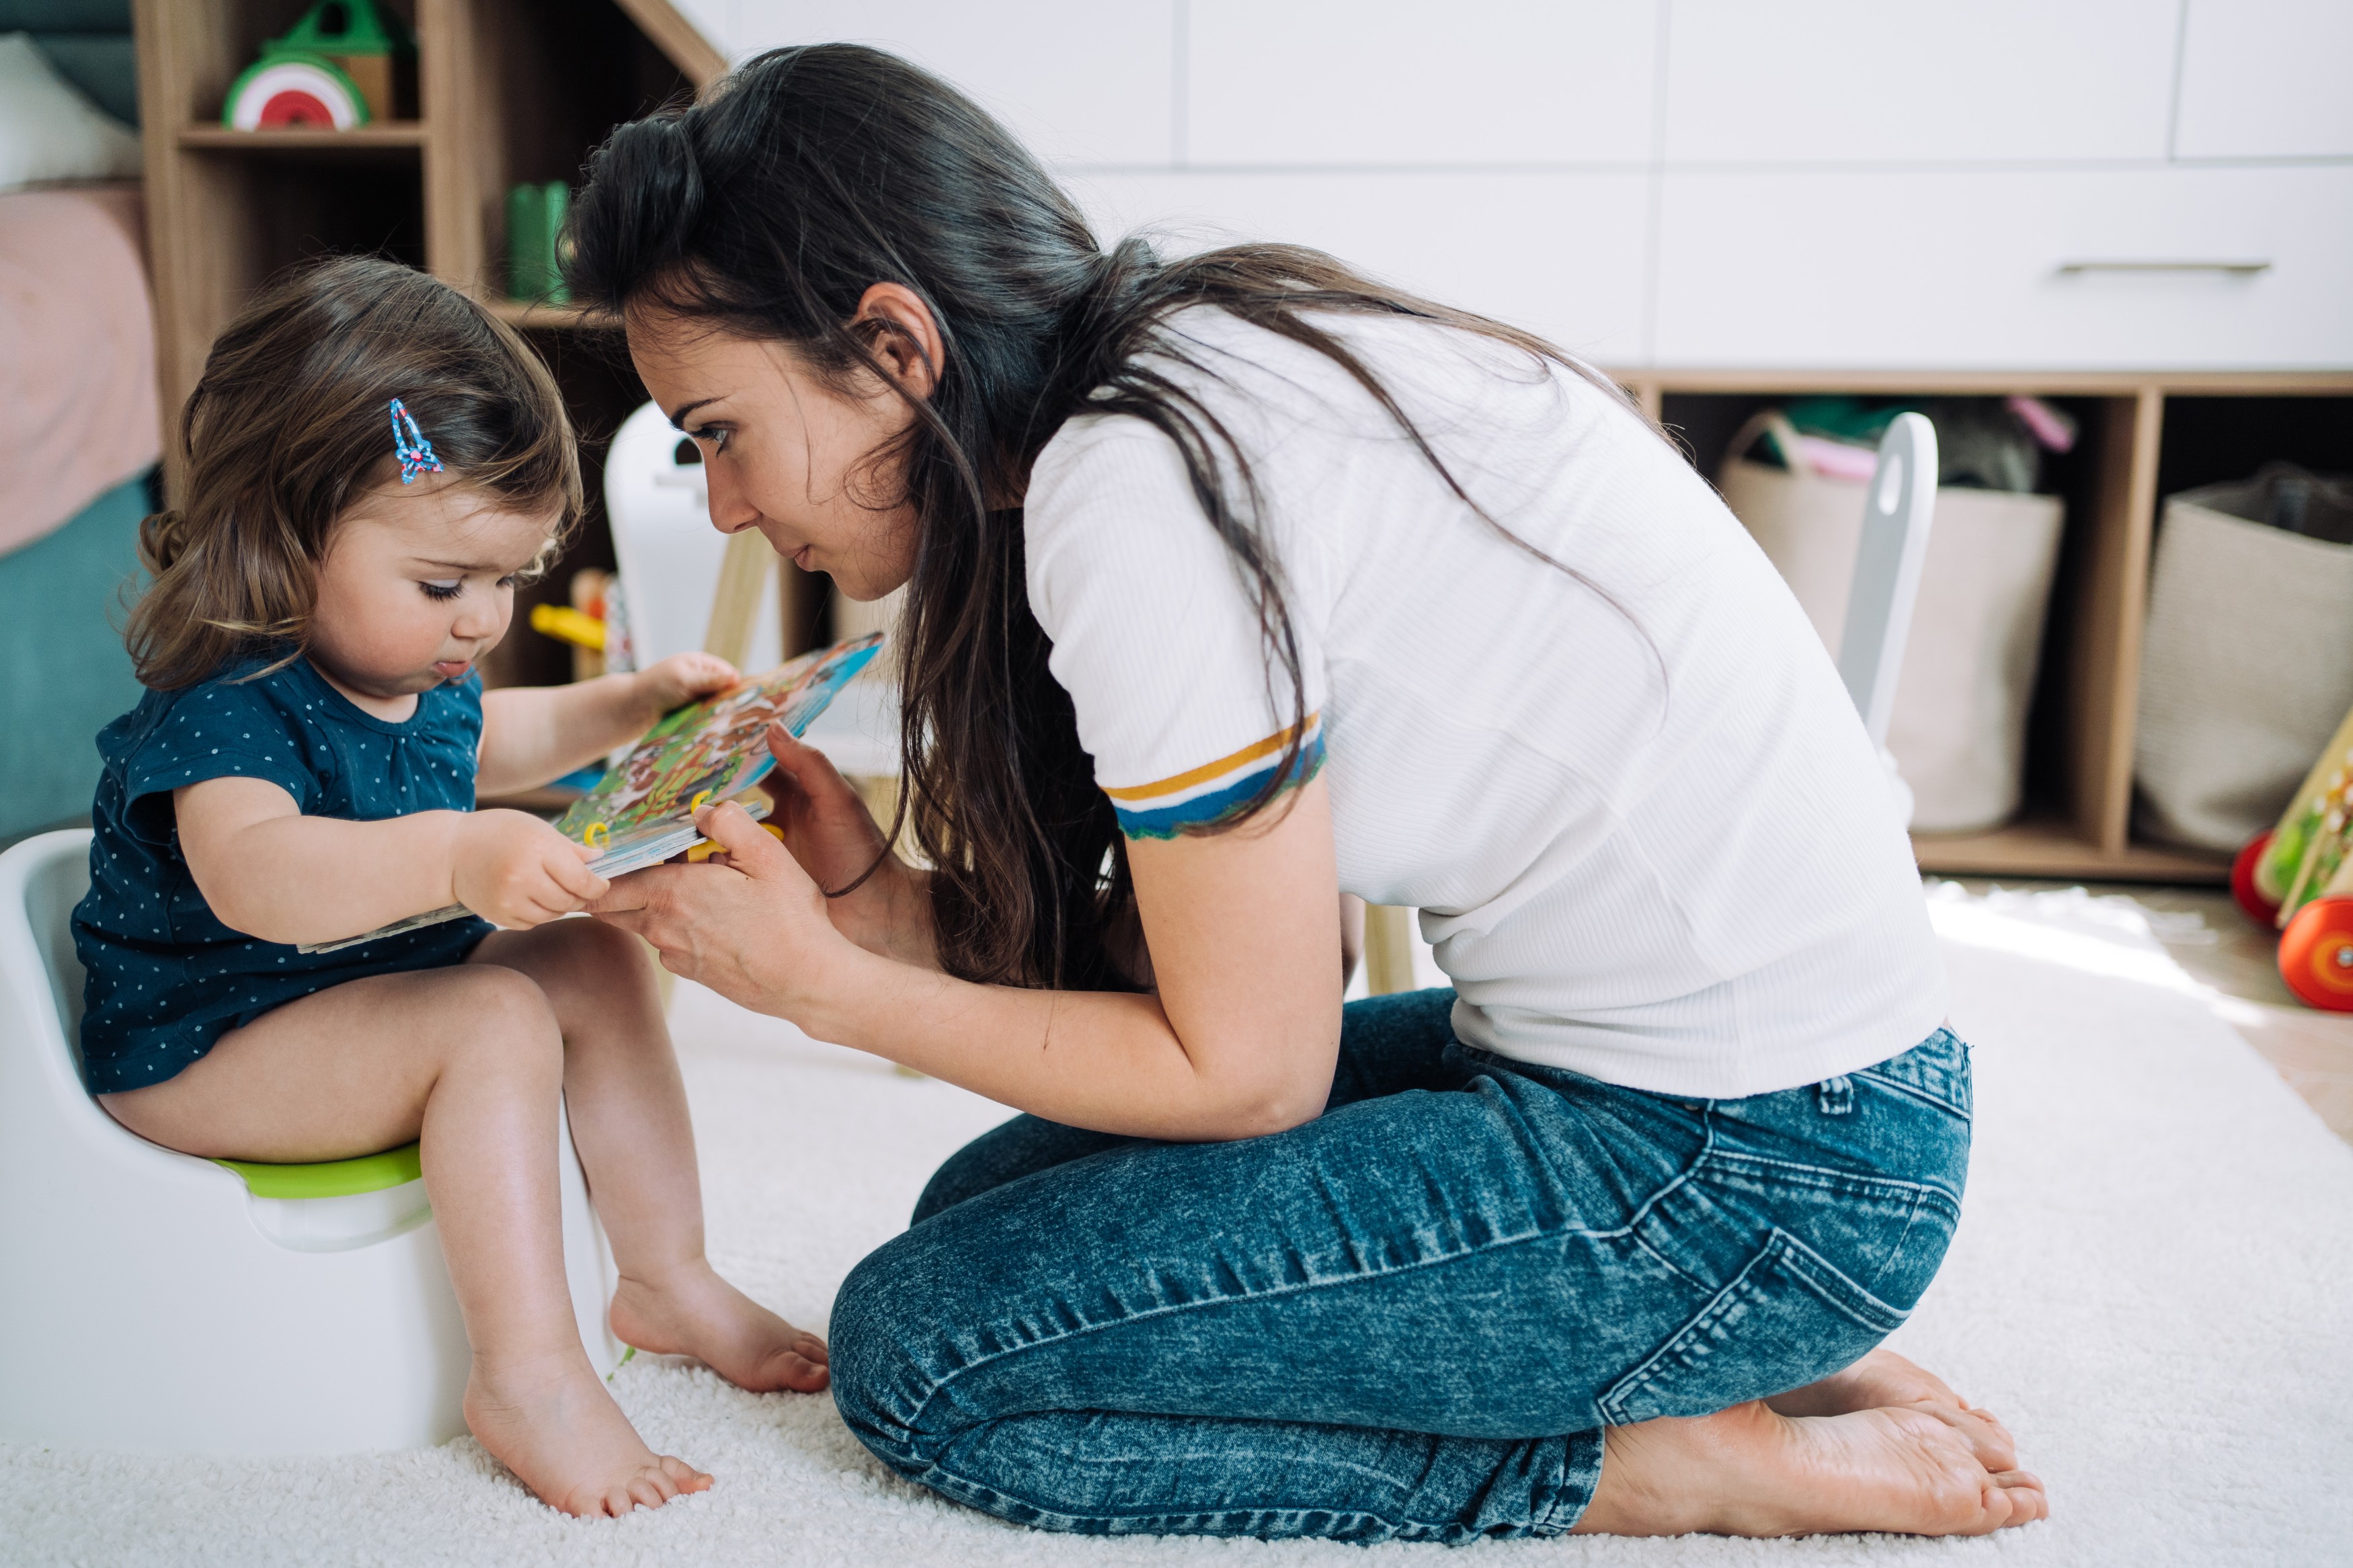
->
<box><xmin>453</xmin><ymin>809</ymin><xmax>611</xmax><ymax>928</ymax></box>
<box><xmin>632</xmin><ymin>652</ymin><xmax>741</xmax><ymax>718</ymax></box>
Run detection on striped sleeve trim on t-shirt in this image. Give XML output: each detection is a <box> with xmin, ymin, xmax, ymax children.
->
<box><xmin>1103</xmin><ymin>714</ymin><xmax>1324</xmax><ymax>839</ymax></box>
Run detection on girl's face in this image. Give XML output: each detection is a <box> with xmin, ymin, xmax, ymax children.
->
<box><xmin>308</xmin><ymin>473</ymin><xmax>557</xmax><ymax>706</ymax></box>
<box><xmin>625</xmin><ymin>292</ymin><xmax>936</xmax><ymax>604</ymax></box>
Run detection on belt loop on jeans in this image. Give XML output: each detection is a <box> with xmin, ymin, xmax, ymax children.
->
<box><xmin>1816</xmin><ymin>1075</ymin><xmax>1855</xmax><ymax>1116</ymax></box>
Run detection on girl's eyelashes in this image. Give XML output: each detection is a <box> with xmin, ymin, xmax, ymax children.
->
<box><xmin>690</xmin><ymin>424</ymin><xmax>731</xmax><ymax>454</ymax></box>
<box><xmin>419</xmin><ymin>579</ymin><xmax>463</xmax><ymax>602</ymax></box>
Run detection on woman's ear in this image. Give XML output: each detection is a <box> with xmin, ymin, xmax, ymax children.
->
<box><xmin>853</xmin><ymin>282</ymin><xmax>946</xmax><ymax>401</ymax></box>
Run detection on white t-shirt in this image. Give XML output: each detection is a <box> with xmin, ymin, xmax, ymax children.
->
<box><xmin>1024</xmin><ymin>308</ymin><xmax>1946</xmax><ymax>1098</ymax></box>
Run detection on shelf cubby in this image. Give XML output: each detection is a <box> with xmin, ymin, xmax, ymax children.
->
<box><xmin>1623</xmin><ymin>368</ymin><xmax>2353</xmax><ymax>882</ymax></box>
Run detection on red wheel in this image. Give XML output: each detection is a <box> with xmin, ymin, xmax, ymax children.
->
<box><xmin>2279</xmin><ymin>897</ymin><xmax>2353</xmax><ymax>1012</ymax></box>
<box><xmin>2231</xmin><ymin>831</ymin><xmax>2280</xmax><ymax>926</ymax></box>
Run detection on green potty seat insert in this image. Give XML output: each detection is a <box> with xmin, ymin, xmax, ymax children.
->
<box><xmin>215</xmin><ymin>1141</ymin><xmax>422</xmax><ymax>1199</ymax></box>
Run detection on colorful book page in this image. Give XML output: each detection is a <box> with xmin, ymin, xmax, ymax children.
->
<box><xmin>553</xmin><ymin>630</ymin><xmax>885</xmax><ymax>851</ymax></box>
<box><xmin>296</xmin><ymin>632</ymin><xmax>886</xmax><ymax>955</ymax></box>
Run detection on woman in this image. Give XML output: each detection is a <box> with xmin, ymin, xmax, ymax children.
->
<box><xmin>573</xmin><ymin>45</ymin><xmax>2043</xmax><ymax>1543</ymax></box>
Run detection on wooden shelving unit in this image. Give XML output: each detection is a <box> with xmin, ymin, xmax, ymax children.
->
<box><xmin>132</xmin><ymin>0</ymin><xmax>729</xmax><ymax>688</ymax></box>
<box><xmin>1618</xmin><ymin>367</ymin><xmax>2353</xmax><ymax>883</ymax></box>
<box><xmin>176</xmin><ymin>122</ymin><xmax>430</xmax><ymax>149</ymax></box>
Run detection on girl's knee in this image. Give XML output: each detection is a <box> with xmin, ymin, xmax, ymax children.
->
<box><xmin>532</xmin><ymin>917</ymin><xmax>658</xmax><ymax>997</ymax></box>
<box><xmin>451</xmin><ymin>964</ymin><xmax>563</xmax><ymax>1067</ymax></box>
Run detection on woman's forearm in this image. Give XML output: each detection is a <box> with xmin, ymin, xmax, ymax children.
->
<box><xmin>838</xmin><ymin>858</ymin><xmax>941</xmax><ymax>970</ymax></box>
<box><xmin>803</xmin><ymin>946</ymin><xmax>1323</xmax><ymax>1141</ymax></box>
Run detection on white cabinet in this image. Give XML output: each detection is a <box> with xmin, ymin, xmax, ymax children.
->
<box><xmin>1066</xmin><ymin>169</ymin><xmax>1652</xmax><ymax>365</ymax></box>
<box><xmin>717</xmin><ymin>0</ymin><xmax>1174</xmax><ymax>166</ymax></box>
<box><xmin>1185</xmin><ymin>0</ymin><xmax>1657</xmax><ymax>167</ymax></box>
<box><xmin>2174</xmin><ymin>0</ymin><xmax>2353</xmax><ymax>159</ymax></box>
<box><xmin>1662</xmin><ymin>0</ymin><xmax>2178</xmax><ymax>164</ymax></box>
<box><xmin>701</xmin><ymin>1</ymin><xmax>2353</xmax><ymax>373</ymax></box>
<box><xmin>1654</xmin><ymin>165</ymin><xmax>2353</xmax><ymax>369</ymax></box>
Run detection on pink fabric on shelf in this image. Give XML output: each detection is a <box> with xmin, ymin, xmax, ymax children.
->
<box><xmin>0</xmin><ymin>183</ymin><xmax>161</xmax><ymax>556</ymax></box>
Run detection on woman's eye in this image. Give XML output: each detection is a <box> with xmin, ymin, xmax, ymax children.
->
<box><xmin>420</xmin><ymin>579</ymin><xmax>463</xmax><ymax>602</ymax></box>
<box><xmin>694</xmin><ymin>426</ymin><xmax>730</xmax><ymax>454</ymax></box>
<box><xmin>496</xmin><ymin>574</ymin><xmax>517</xmax><ymax>589</ymax></box>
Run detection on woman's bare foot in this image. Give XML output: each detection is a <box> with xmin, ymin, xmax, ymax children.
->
<box><xmin>464</xmin><ymin>1351</ymin><xmax>712</xmax><ymax>1518</ymax></box>
<box><xmin>1573</xmin><ymin>1399</ymin><xmax>2047</xmax><ymax>1538</ymax></box>
<box><xmin>610</xmin><ymin>1262</ymin><xmax>831</xmax><ymax>1393</ymax></box>
<box><xmin>1767</xmin><ymin>1348</ymin><xmax>2016</xmax><ymax>1471</ymax></box>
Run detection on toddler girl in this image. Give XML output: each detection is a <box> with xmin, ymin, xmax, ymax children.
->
<box><xmin>73</xmin><ymin>256</ymin><xmax>826</xmax><ymax>1517</ymax></box>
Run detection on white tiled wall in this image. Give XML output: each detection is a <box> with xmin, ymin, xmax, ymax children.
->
<box><xmin>672</xmin><ymin>1</ymin><xmax>2353</xmax><ymax>370</ymax></box>
<box><xmin>1181</xmin><ymin>1</ymin><xmax>1657</xmax><ymax>169</ymax></box>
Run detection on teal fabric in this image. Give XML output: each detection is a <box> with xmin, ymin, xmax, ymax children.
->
<box><xmin>0</xmin><ymin>1</ymin><xmax>132</xmax><ymax>28</ymax></box>
<box><xmin>5</xmin><ymin>0</ymin><xmax>139</xmax><ymax>126</ymax></box>
<box><xmin>26</xmin><ymin>32</ymin><xmax>138</xmax><ymax>125</ymax></box>
<box><xmin>0</xmin><ymin>472</ymin><xmax>151</xmax><ymax>841</ymax></box>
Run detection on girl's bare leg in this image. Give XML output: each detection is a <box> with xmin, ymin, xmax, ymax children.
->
<box><xmin>467</xmin><ymin>921</ymin><xmax>829</xmax><ymax>1392</ymax></box>
<box><xmin>99</xmin><ymin>964</ymin><xmax>707</xmax><ymax>1518</ymax></box>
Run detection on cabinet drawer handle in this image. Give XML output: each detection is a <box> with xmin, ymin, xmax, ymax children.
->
<box><xmin>2056</xmin><ymin>259</ymin><xmax>2271</xmax><ymax>275</ymax></box>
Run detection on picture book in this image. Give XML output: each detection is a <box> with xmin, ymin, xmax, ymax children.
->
<box><xmin>298</xmin><ymin>632</ymin><xmax>887</xmax><ymax>954</ymax></box>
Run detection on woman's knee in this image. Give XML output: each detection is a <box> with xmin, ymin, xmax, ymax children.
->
<box><xmin>911</xmin><ymin>1114</ymin><xmax>1135</xmax><ymax>1226</ymax></box>
<box><xmin>826</xmin><ymin>1245</ymin><xmax>951</xmax><ymax>1474</ymax></box>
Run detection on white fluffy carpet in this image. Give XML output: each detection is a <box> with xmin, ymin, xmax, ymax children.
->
<box><xmin>5</xmin><ymin>889</ymin><xmax>2350</xmax><ymax>1567</ymax></box>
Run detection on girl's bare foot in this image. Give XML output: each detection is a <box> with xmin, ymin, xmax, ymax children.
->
<box><xmin>1574</xmin><ymin>1399</ymin><xmax>2047</xmax><ymax>1538</ymax></box>
<box><xmin>463</xmin><ymin>1351</ymin><xmax>712</xmax><ymax>1518</ymax></box>
<box><xmin>1767</xmin><ymin>1348</ymin><xmax>2016</xmax><ymax>1471</ymax></box>
<box><xmin>610</xmin><ymin>1263</ymin><xmax>831</xmax><ymax>1393</ymax></box>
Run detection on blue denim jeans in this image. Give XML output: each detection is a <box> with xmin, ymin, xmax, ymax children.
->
<box><xmin>830</xmin><ymin>988</ymin><xmax>1970</xmax><ymax>1544</ymax></box>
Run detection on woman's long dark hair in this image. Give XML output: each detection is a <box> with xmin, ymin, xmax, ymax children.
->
<box><xmin>565</xmin><ymin>43</ymin><xmax>1637</xmax><ymax>992</ymax></box>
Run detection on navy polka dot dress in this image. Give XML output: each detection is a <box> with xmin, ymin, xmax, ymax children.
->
<box><xmin>72</xmin><ymin>654</ymin><xmax>494</xmax><ymax>1093</ymax></box>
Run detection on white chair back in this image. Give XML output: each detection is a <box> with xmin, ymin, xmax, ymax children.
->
<box><xmin>1836</xmin><ymin>411</ymin><xmax>1939</xmax><ymax>749</ymax></box>
<box><xmin>605</xmin><ymin>399</ymin><xmax>783</xmax><ymax>671</ymax></box>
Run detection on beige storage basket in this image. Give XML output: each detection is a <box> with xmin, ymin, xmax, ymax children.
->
<box><xmin>1719</xmin><ymin>431</ymin><xmax>2064</xmax><ymax>834</ymax></box>
<box><xmin>2133</xmin><ymin>482</ymin><xmax>2353</xmax><ymax>852</ymax></box>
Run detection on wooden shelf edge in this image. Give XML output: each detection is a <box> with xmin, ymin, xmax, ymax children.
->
<box><xmin>1609</xmin><ymin>367</ymin><xmax>2353</xmax><ymax>397</ymax></box>
<box><xmin>178</xmin><ymin>123</ymin><xmax>429</xmax><ymax>151</ymax></box>
<box><xmin>1912</xmin><ymin>820</ymin><xmax>2230</xmax><ymax>884</ymax></box>
<box><xmin>485</xmin><ymin>298</ymin><xmax>619</xmax><ymax>330</ymax></box>
<box><xmin>612</xmin><ymin>0</ymin><xmax>729</xmax><ymax>89</ymax></box>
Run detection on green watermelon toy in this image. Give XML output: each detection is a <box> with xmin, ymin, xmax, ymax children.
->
<box><xmin>222</xmin><ymin>0</ymin><xmax>412</xmax><ymax>130</ymax></box>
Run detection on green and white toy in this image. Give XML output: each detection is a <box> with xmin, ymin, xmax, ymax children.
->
<box><xmin>223</xmin><ymin>0</ymin><xmax>411</xmax><ymax>130</ymax></box>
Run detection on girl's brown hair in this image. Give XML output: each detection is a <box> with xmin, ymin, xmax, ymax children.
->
<box><xmin>129</xmin><ymin>255</ymin><xmax>583</xmax><ymax>690</ymax></box>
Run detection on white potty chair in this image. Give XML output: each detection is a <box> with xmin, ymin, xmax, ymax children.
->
<box><xmin>0</xmin><ymin>830</ymin><xmax>624</xmax><ymax>1456</ymax></box>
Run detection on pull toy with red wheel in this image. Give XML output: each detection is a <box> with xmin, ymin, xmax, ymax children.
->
<box><xmin>2233</xmin><ymin>703</ymin><xmax>2353</xmax><ymax>1012</ymax></box>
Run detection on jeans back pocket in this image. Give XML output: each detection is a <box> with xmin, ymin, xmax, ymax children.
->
<box><xmin>1597</xmin><ymin>1228</ymin><xmax>1909</xmax><ymax>1427</ymax></box>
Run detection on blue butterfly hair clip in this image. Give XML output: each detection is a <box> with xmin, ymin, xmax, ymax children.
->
<box><xmin>389</xmin><ymin>398</ymin><xmax>444</xmax><ymax>484</ymax></box>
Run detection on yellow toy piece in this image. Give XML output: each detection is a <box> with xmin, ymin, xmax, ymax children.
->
<box><xmin>685</xmin><ymin>821</ymin><xmax>786</xmax><ymax>862</ymax></box>
<box><xmin>528</xmin><ymin>602</ymin><xmax>606</xmax><ymax>651</ymax></box>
